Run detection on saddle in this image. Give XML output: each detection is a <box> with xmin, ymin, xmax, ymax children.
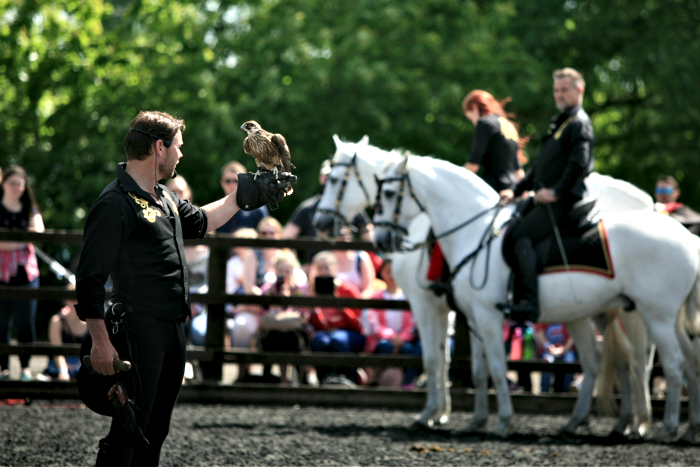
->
<box><xmin>533</xmin><ymin>196</ymin><xmax>613</xmax><ymax>274</ymax></box>
<box><xmin>504</xmin><ymin>197</ymin><xmax>615</xmax><ymax>307</ymax></box>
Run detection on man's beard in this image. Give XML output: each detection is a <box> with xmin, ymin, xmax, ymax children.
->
<box><xmin>158</xmin><ymin>158</ymin><xmax>177</xmax><ymax>180</ymax></box>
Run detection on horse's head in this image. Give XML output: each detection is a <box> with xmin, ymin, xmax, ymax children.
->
<box><xmin>314</xmin><ymin>134</ymin><xmax>374</xmax><ymax>237</ymax></box>
<box><xmin>373</xmin><ymin>155</ymin><xmax>425</xmax><ymax>252</ymax></box>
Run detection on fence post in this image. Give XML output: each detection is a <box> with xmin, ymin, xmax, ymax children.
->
<box><xmin>201</xmin><ymin>243</ymin><xmax>227</xmax><ymax>381</ymax></box>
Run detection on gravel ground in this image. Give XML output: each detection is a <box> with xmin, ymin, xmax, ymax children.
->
<box><xmin>1</xmin><ymin>402</ymin><xmax>699</xmax><ymax>466</ymax></box>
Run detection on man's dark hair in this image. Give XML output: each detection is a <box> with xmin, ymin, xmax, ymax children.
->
<box><xmin>656</xmin><ymin>175</ymin><xmax>679</xmax><ymax>190</ymax></box>
<box><xmin>124</xmin><ymin>111</ymin><xmax>185</xmax><ymax>161</ymax></box>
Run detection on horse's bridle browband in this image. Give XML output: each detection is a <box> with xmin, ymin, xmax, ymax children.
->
<box><xmin>316</xmin><ymin>153</ymin><xmax>372</xmax><ymax>231</ymax></box>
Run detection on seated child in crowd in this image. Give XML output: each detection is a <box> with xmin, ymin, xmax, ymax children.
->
<box><xmin>364</xmin><ymin>258</ymin><xmax>420</xmax><ymax>387</ymax></box>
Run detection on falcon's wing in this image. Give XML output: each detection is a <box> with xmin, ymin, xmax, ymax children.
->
<box><xmin>271</xmin><ymin>133</ymin><xmax>295</xmax><ymax>173</ymax></box>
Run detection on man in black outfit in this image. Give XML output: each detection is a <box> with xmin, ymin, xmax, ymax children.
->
<box><xmin>76</xmin><ymin>110</ymin><xmax>294</xmax><ymax>466</ymax></box>
<box><xmin>498</xmin><ymin>68</ymin><xmax>595</xmax><ymax>324</ymax></box>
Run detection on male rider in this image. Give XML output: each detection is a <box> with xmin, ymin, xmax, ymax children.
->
<box><xmin>498</xmin><ymin>68</ymin><xmax>595</xmax><ymax>323</ymax></box>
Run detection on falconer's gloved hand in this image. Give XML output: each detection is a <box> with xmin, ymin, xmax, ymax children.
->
<box><xmin>236</xmin><ymin>171</ymin><xmax>297</xmax><ymax>211</ymax></box>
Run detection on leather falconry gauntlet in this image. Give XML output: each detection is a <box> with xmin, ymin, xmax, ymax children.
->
<box><xmin>236</xmin><ymin>171</ymin><xmax>297</xmax><ymax>211</ymax></box>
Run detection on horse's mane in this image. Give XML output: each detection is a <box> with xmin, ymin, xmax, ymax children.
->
<box><xmin>405</xmin><ymin>155</ymin><xmax>500</xmax><ymax>202</ymax></box>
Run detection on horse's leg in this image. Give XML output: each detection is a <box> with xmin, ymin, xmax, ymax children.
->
<box><xmin>410</xmin><ymin>295</ymin><xmax>446</xmax><ymax>428</ymax></box>
<box><xmin>618</xmin><ymin>311</ymin><xmax>654</xmax><ymax>437</ymax></box>
<box><xmin>460</xmin><ymin>323</ymin><xmax>489</xmax><ymax>433</ymax></box>
<box><xmin>472</xmin><ymin>305</ymin><xmax>512</xmax><ymax>438</ymax></box>
<box><xmin>676</xmin><ymin>310</ymin><xmax>700</xmax><ymax>444</ymax></box>
<box><xmin>560</xmin><ymin>318</ymin><xmax>600</xmax><ymax>435</ymax></box>
<box><xmin>644</xmin><ymin>313</ymin><xmax>684</xmax><ymax>440</ymax></box>
<box><xmin>436</xmin><ymin>307</ymin><xmax>452</xmax><ymax>425</ymax></box>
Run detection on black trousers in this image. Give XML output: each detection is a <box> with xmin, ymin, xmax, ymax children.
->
<box><xmin>503</xmin><ymin>199</ymin><xmax>573</xmax><ymax>268</ymax></box>
<box><xmin>96</xmin><ymin>313</ymin><xmax>186</xmax><ymax>467</ymax></box>
<box><xmin>0</xmin><ymin>267</ymin><xmax>38</xmax><ymax>370</ymax></box>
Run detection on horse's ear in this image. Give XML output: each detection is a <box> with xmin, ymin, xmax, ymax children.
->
<box><xmin>359</xmin><ymin>135</ymin><xmax>369</xmax><ymax>145</ymax></box>
<box><xmin>332</xmin><ymin>134</ymin><xmax>342</xmax><ymax>148</ymax></box>
<box><xmin>399</xmin><ymin>154</ymin><xmax>409</xmax><ymax>174</ymax></box>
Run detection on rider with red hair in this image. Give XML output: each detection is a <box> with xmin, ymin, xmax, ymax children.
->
<box><xmin>427</xmin><ymin>90</ymin><xmax>525</xmax><ymax>291</ymax></box>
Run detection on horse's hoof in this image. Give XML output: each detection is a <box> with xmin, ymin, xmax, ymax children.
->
<box><xmin>557</xmin><ymin>426</ymin><xmax>578</xmax><ymax>438</ymax></box>
<box><xmin>411</xmin><ymin>420</ymin><xmax>435</xmax><ymax>431</ymax></box>
<box><xmin>488</xmin><ymin>428</ymin><xmax>509</xmax><ymax>439</ymax></box>
<box><xmin>605</xmin><ymin>430</ymin><xmax>630</xmax><ymax>444</ymax></box>
<box><xmin>680</xmin><ymin>426</ymin><xmax>700</xmax><ymax>445</ymax></box>
<box><xmin>653</xmin><ymin>432</ymin><xmax>676</xmax><ymax>444</ymax></box>
<box><xmin>436</xmin><ymin>414</ymin><xmax>450</xmax><ymax>426</ymax></box>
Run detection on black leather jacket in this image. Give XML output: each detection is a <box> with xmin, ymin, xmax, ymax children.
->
<box><xmin>514</xmin><ymin>105</ymin><xmax>594</xmax><ymax>201</ymax></box>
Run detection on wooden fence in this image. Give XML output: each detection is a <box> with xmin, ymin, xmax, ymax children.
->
<box><xmin>0</xmin><ymin>228</ymin><xmax>670</xmax><ymax>413</ymax></box>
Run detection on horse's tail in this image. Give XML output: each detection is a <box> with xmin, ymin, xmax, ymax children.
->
<box><xmin>683</xmin><ymin>244</ymin><xmax>700</xmax><ymax>337</ymax></box>
<box><xmin>596</xmin><ymin>308</ymin><xmax>638</xmax><ymax>417</ymax></box>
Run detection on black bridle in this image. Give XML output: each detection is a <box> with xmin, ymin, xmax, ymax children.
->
<box><xmin>374</xmin><ymin>168</ymin><xmax>504</xmax><ymax>289</ymax></box>
<box><xmin>373</xmin><ymin>169</ymin><xmax>426</xmax><ymax>238</ymax></box>
<box><xmin>316</xmin><ymin>153</ymin><xmax>372</xmax><ymax>235</ymax></box>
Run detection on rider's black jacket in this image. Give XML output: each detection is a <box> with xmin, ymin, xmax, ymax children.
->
<box><xmin>513</xmin><ymin>105</ymin><xmax>594</xmax><ymax>201</ymax></box>
<box><xmin>76</xmin><ymin>162</ymin><xmax>209</xmax><ymax>322</ymax></box>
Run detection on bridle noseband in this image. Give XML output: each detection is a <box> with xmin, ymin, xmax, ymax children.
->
<box><xmin>316</xmin><ymin>152</ymin><xmax>372</xmax><ymax>235</ymax></box>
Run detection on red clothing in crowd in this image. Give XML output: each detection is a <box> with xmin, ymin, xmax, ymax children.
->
<box><xmin>309</xmin><ymin>280</ymin><xmax>363</xmax><ymax>333</ymax></box>
<box><xmin>364</xmin><ymin>289</ymin><xmax>415</xmax><ymax>353</ymax></box>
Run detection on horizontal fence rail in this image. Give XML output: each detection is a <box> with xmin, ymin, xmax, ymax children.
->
<box><xmin>0</xmin><ymin>228</ymin><xmax>669</xmax><ymax>411</ymax></box>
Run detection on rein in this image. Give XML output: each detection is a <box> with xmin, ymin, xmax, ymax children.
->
<box><xmin>316</xmin><ymin>153</ymin><xmax>372</xmax><ymax>234</ymax></box>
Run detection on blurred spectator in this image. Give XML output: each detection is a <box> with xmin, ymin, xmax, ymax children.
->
<box><xmin>225</xmin><ymin>228</ymin><xmax>260</xmax><ymax>298</ymax></box>
<box><xmin>654</xmin><ymin>175</ymin><xmax>700</xmax><ymax>235</ymax></box>
<box><xmin>503</xmin><ymin>320</ymin><xmax>533</xmax><ymax>392</ymax></box>
<box><xmin>0</xmin><ymin>166</ymin><xmax>3</xmax><ymax>183</ymax></box>
<box><xmin>166</xmin><ymin>176</ymin><xmax>210</xmax><ymax>348</ymax></box>
<box><xmin>364</xmin><ymin>258</ymin><xmax>421</xmax><ymax>388</ymax></box>
<box><xmin>255</xmin><ymin>217</ymin><xmax>307</xmax><ymax>289</ymax></box>
<box><xmin>333</xmin><ymin>226</ymin><xmax>376</xmax><ymax>297</ymax></box>
<box><xmin>535</xmin><ymin>322</ymin><xmax>576</xmax><ymax>393</ymax></box>
<box><xmin>258</xmin><ymin>249</ymin><xmax>309</xmax><ymax>383</ymax></box>
<box><xmin>283</xmin><ymin>159</ymin><xmax>373</xmax><ymax>267</ymax></box>
<box><xmin>216</xmin><ymin>161</ymin><xmax>269</xmax><ymax>234</ymax></box>
<box><xmin>0</xmin><ymin>165</ymin><xmax>44</xmax><ymax>381</ymax></box>
<box><xmin>41</xmin><ymin>290</ymin><xmax>89</xmax><ymax>381</ymax></box>
<box><xmin>307</xmin><ymin>251</ymin><xmax>365</xmax><ymax>385</ymax></box>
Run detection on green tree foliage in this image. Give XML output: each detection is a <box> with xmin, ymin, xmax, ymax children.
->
<box><xmin>2</xmin><ymin>0</ymin><xmax>699</xmax><ymax>232</ymax></box>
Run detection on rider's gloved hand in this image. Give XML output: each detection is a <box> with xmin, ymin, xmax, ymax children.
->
<box><xmin>236</xmin><ymin>171</ymin><xmax>297</xmax><ymax>211</ymax></box>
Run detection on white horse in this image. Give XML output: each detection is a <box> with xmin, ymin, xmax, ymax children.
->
<box><xmin>315</xmin><ymin>136</ymin><xmax>453</xmax><ymax>427</ymax></box>
<box><xmin>371</xmin><ymin>154</ymin><xmax>700</xmax><ymax>440</ymax></box>
<box><xmin>314</xmin><ymin>137</ymin><xmax>657</xmax><ymax>436</ymax></box>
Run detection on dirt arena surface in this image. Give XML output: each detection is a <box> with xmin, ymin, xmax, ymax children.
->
<box><xmin>1</xmin><ymin>401</ymin><xmax>699</xmax><ymax>466</ymax></box>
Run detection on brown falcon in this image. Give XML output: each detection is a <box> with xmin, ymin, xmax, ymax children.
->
<box><xmin>240</xmin><ymin>121</ymin><xmax>295</xmax><ymax>182</ymax></box>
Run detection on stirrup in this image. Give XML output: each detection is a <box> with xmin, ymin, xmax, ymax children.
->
<box><xmin>496</xmin><ymin>301</ymin><xmax>539</xmax><ymax>324</ymax></box>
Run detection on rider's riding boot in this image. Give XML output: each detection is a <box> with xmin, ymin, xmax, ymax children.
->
<box><xmin>497</xmin><ymin>237</ymin><xmax>539</xmax><ymax>324</ymax></box>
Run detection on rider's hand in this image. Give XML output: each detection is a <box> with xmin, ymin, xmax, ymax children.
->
<box><xmin>534</xmin><ymin>188</ymin><xmax>558</xmax><ymax>204</ymax></box>
<box><xmin>499</xmin><ymin>189</ymin><xmax>515</xmax><ymax>204</ymax></box>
